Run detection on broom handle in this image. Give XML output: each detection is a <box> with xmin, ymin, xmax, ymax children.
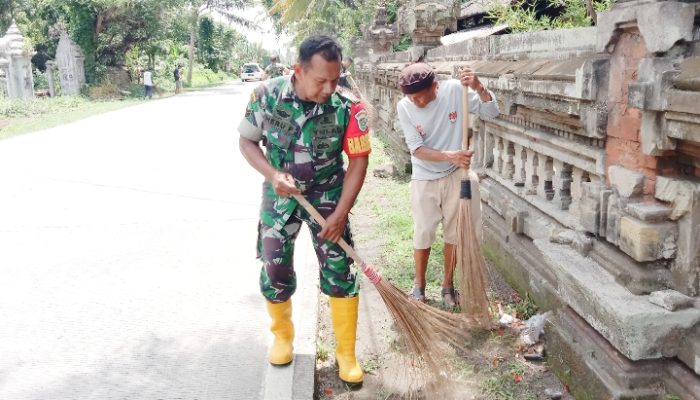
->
<box><xmin>347</xmin><ymin>75</ymin><xmax>360</xmax><ymax>93</ymax></box>
<box><xmin>292</xmin><ymin>193</ymin><xmax>365</xmax><ymax>265</ymax></box>
<box><xmin>461</xmin><ymin>83</ymin><xmax>470</xmax><ymax>179</ymax></box>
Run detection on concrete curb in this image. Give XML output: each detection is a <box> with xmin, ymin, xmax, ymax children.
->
<box><xmin>262</xmin><ymin>226</ymin><xmax>319</xmax><ymax>399</ymax></box>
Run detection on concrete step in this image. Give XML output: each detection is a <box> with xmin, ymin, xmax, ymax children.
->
<box><xmin>534</xmin><ymin>238</ymin><xmax>700</xmax><ymax>362</ymax></box>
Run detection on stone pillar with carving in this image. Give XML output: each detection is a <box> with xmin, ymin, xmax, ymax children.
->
<box><xmin>0</xmin><ymin>56</ymin><xmax>8</xmax><ymax>98</ymax></box>
<box><xmin>46</xmin><ymin>60</ymin><xmax>56</xmax><ymax>97</ymax></box>
<box><xmin>365</xmin><ymin>3</ymin><xmax>397</xmax><ymax>61</ymax></box>
<box><xmin>397</xmin><ymin>0</ymin><xmax>459</xmax><ymax>60</ymax></box>
<box><xmin>0</xmin><ymin>21</ymin><xmax>34</xmax><ymax>98</ymax></box>
<box><xmin>56</xmin><ymin>32</ymin><xmax>86</xmax><ymax>96</ymax></box>
<box><xmin>596</xmin><ymin>0</ymin><xmax>700</xmax><ymax>298</ymax></box>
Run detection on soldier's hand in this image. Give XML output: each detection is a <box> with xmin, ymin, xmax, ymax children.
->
<box><xmin>271</xmin><ymin>171</ymin><xmax>300</xmax><ymax>197</ymax></box>
<box><xmin>319</xmin><ymin>211</ymin><xmax>347</xmax><ymax>243</ymax></box>
<box><xmin>445</xmin><ymin>149</ymin><xmax>473</xmax><ymax>170</ymax></box>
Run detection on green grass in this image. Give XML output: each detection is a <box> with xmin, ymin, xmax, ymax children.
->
<box><xmin>0</xmin><ymin>98</ymin><xmax>141</xmax><ymax>140</ymax></box>
<box><xmin>316</xmin><ymin>339</ymin><xmax>332</xmax><ymax>362</ymax></box>
<box><xmin>356</xmin><ymin>136</ymin><xmax>449</xmax><ymax>296</ymax></box>
<box><xmin>0</xmin><ymin>74</ymin><xmax>233</xmax><ymax>140</ymax></box>
<box><xmin>480</xmin><ymin>358</ymin><xmax>536</xmax><ymax>400</ymax></box>
<box><xmin>360</xmin><ymin>355</ymin><xmax>383</xmax><ymax>375</ymax></box>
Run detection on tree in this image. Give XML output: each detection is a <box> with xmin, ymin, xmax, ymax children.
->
<box><xmin>184</xmin><ymin>0</ymin><xmax>251</xmax><ymax>85</ymax></box>
<box><xmin>21</xmin><ymin>0</ymin><xmax>183</xmax><ymax>82</ymax></box>
<box><xmin>266</xmin><ymin>0</ymin><xmax>377</xmax><ymax>52</ymax></box>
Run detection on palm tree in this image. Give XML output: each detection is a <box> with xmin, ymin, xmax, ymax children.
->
<box><xmin>185</xmin><ymin>0</ymin><xmax>251</xmax><ymax>85</ymax></box>
<box><xmin>268</xmin><ymin>0</ymin><xmax>361</xmax><ymax>23</ymax></box>
<box><xmin>268</xmin><ymin>0</ymin><xmax>311</xmax><ymax>24</ymax></box>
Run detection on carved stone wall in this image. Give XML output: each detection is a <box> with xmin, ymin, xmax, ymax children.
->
<box><xmin>356</xmin><ymin>0</ymin><xmax>700</xmax><ymax>397</ymax></box>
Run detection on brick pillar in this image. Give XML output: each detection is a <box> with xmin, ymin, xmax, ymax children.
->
<box><xmin>604</xmin><ymin>28</ymin><xmax>657</xmax><ymax>196</ymax></box>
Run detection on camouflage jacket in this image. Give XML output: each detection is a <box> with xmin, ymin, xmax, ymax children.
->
<box><xmin>238</xmin><ymin>76</ymin><xmax>371</xmax><ymax>230</ymax></box>
<box><xmin>265</xmin><ymin>63</ymin><xmax>285</xmax><ymax>79</ymax></box>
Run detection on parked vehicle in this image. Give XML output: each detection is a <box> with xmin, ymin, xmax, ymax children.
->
<box><xmin>241</xmin><ymin>63</ymin><xmax>265</xmax><ymax>82</ymax></box>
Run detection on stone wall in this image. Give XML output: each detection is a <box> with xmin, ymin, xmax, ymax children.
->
<box><xmin>355</xmin><ymin>0</ymin><xmax>700</xmax><ymax>397</ymax></box>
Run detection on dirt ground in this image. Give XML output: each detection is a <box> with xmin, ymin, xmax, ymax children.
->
<box><xmin>313</xmin><ymin>177</ymin><xmax>574</xmax><ymax>400</ymax></box>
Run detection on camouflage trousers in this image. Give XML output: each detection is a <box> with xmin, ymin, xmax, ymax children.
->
<box><xmin>257</xmin><ymin>205</ymin><xmax>359</xmax><ymax>303</ymax></box>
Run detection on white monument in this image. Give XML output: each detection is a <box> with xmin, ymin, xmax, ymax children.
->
<box><xmin>55</xmin><ymin>32</ymin><xmax>85</xmax><ymax>96</ymax></box>
<box><xmin>0</xmin><ymin>21</ymin><xmax>34</xmax><ymax>98</ymax></box>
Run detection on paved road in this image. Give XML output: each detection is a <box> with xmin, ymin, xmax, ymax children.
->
<box><xmin>0</xmin><ymin>83</ymin><xmax>317</xmax><ymax>399</ymax></box>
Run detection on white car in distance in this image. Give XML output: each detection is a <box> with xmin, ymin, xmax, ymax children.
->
<box><xmin>240</xmin><ymin>63</ymin><xmax>265</xmax><ymax>82</ymax></box>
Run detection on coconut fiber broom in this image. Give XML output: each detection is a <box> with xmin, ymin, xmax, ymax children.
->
<box><xmin>455</xmin><ymin>84</ymin><xmax>491</xmax><ymax>319</ymax></box>
<box><xmin>292</xmin><ymin>194</ymin><xmax>488</xmax><ymax>378</ymax></box>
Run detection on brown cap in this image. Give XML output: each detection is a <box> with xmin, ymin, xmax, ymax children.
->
<box><xmin>399</xmin><ymin>63</ymin><xmax>435</xmax><ymax>94</ymax></box>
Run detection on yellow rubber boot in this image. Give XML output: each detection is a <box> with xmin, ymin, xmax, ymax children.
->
<box><xmin>329</xmin><ymin>296</ymin><xmax>363</xmax><ymax>385</ymax></box>
<box><xmin>266</xmin><ymin>300</ymin><xmax>294</xmax><ymax>366</ymax></box>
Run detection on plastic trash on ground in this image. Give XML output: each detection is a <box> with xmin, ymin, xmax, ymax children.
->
<box><xmin>520</xmin><ymin>311</ymin><xmax>552</xmax><ymax>345</ymax></box>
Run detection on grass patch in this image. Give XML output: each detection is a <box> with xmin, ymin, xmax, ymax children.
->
<box><xmin>316</xmin><ymin>338</ymin><xmax>333</xmax><ymax>362</ymax></box>
<box><xmin>0</xmin><ymin>72</ymin><xmax>232</xmax><ymax>140</ymax></box>
<box><xmin>480</xmin><ymin>359</ymin><xmax>536</xmax><ymax>400</ymax></box>
<box><xmin>356</xmin><ymin>134</ymin><xmax>449</xmax><ymax>296</ymax></box>
<box><xmin>360</xmin><ymin>355</ymin><xmax>383</xmax><ymax>375</ymax></box>
<box><xmin>0</xmin><ymin>97</ymin><xmax>141</xmax><ymax>140</ymax></box>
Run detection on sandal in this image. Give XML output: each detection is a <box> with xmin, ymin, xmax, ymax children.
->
<box><xmin>442</xmin><ymin>287</ymin><xmax>460</xmax><ymax>307</ymax></box>
<box><xmin>410</xmin><ymin>287</ymin><xmax>426</xmax><ymax>303</ymax></box>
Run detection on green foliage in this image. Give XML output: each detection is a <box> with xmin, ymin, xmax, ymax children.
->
<box><xmin>198</xmin><ymin>17</ymin><xmax>216</xmax><ymax>69</ymax></box>
<box><xmin>267</xmin><ymin>0</ymin><xmax>380</xmax><ymax>56</ymax></box>
<box><xmin>488</xmin><ymin>0</ymin><xmax>616</xmax><ymax>33</ymax></box>
<box><xmin>32</xmin><ymin>68</ymin><xmax>48</xmax><ymax>90</ymax></box>
<box><xmin>316</xmin><ymin>338</ymin><xmax>332</xmax><ymax>361</ymax></box>
<box><xmin>391</xmin><ymin>34</ymin><xmax>412</xmax><ymax>53</ymax></box>
<box><xmin>197</xmin><ymin>17</ymin><xmax>239</xmax><ymax>73</ymax></box>
<box><xmin>184</xmin><ymin>63</ymin><xmax>230</xmax><ymax>87</ymax></box>
<box><xmin>513</xmin><ymin>292</ymin><xmax>538</xmax><ymax>320</ymax></box>
<box><xmin>384</xmin><ymin>0</ymin><xmax>399</xmax><ymax>25</ymax></box>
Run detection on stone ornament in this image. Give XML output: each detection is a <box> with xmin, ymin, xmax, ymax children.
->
<box><xmin>0</xmin><ymin>21</ymin><xmax>34</xmax><ymax>98</ymax></box>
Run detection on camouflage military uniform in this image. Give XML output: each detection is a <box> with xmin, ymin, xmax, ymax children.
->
<box><xmin>238</xmin><ymin>76</ymin><xmax>372</xmax><ymax>303</ymax></box>
<box><xmin>265</xmin><ymin>62</ymin><xmax>286</xmax><ymax>79</ymax></box>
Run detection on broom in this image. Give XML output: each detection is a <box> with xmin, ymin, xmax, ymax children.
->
<box><xmin>456</xmin><ymin>84</ymin><xmax>491</xmax><ymax>319</ymax></box>
<box><xmin>292</xmin><ymin>193</ymin><xmax>488</xmax><ymax>380</ymax></box>
<box><xmin>345</xmin><ymin>74</ymin><xmax>378</xmax><ymax>127</ymax></box>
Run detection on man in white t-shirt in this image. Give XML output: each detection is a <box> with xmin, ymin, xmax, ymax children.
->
<box><xmin>143</xmin><ymin>68</ymin><xmax>154</xmax><ymax>99</ymax></box>
<box><xmin>396</xmin><ymin>62</ymin><xmax>499</xmax><ymax>307</ymax></box>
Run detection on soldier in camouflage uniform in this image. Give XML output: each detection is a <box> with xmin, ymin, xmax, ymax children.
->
<box><xmin>238</xmin><ymin>35</ymin><xmax>371</xmax><ymax>386</ymax></box>
<box><xmin>264</xmin><ymin>55</ymin><xmax>286</xmax><ymax>79</ymax></box>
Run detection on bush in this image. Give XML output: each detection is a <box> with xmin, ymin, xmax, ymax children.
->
<box><xmin>33</xmin><ymin>68</ymin><xmax>49</xmax><ymax>90</ymax></box>
<box><xmin>184</xmin><ymin>64</ymin><xmax>230</xmax><ymax>88</ymax></box>
<box><xmin>89</xmin><ymin>81</ymin><xmax>123</xmax><ymax>99</ymax></box>
<box><xmin>125</xmin><ymin>83</ymin><xmax>146</xmax><ymax>98</ymax></box>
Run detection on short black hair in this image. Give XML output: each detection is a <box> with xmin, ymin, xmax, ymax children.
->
<box><xmin>298</xmin><ymin>35</ymin><xmax>343</xmax><ymax>65</ymax></box>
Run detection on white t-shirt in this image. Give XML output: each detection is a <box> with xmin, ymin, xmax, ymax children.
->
<box><xmin>143</xmin><ymin>71</ymin><xmax>153</xmax><ymax>86</ymax></box>
<box><xmin>397</xmin><ymin>79</ymin><xmax>499</xmax><ymax>180</ymax></box>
